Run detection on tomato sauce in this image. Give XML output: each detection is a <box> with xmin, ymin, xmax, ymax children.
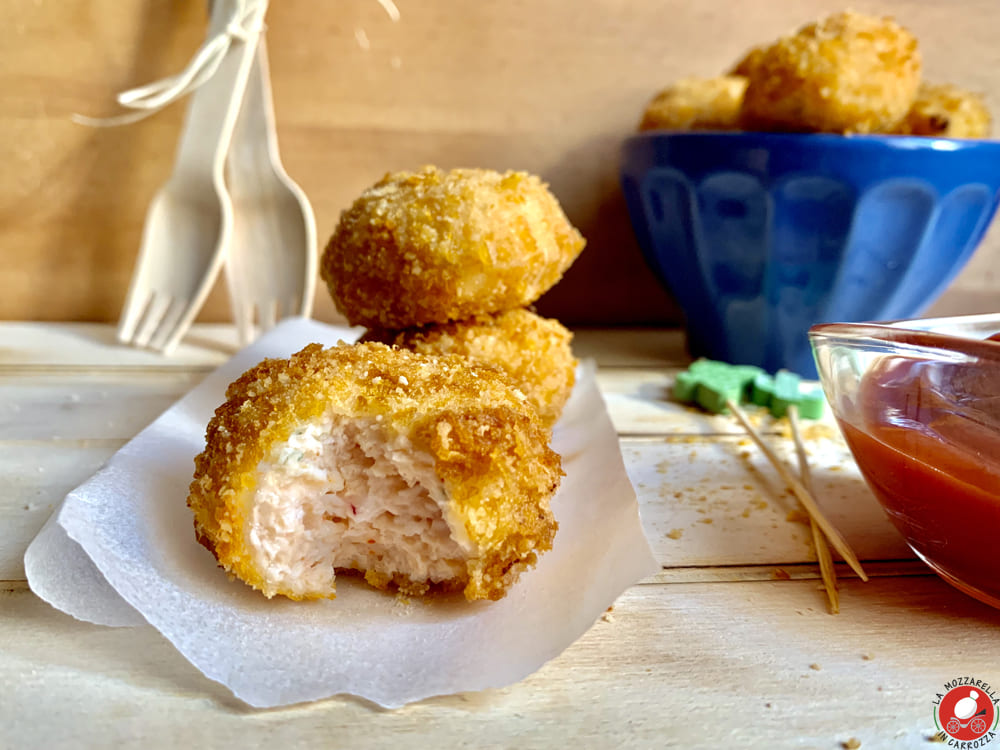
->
<box><xmin>838</xmin><ymin>345</ymin><xmax>1000</xmax><ymax>604</ymax></box>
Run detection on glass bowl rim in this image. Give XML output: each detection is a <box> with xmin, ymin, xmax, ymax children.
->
<box><xmin>809</xmin><ymin>316</ymin><xmax>1000</xmax><ymax>365</ymax></box>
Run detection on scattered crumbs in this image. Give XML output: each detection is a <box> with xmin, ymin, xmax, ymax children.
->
<box><xmin>667</xmin><ymin>528</ymin><xmax>684</xmax><ymax>540</ymax></box>
<box><xmin>786</xmin><ymin>508</ymin><xmax>810</xmax><ymax>525</ymax></box>
<box><xmin>698</xmin><ymin>518</ymin><xmax>714</xmax><ymax>524</ymax></box>
<box><xmin>842</xmin><ymin>738</ymin><xmax>861</xmax><ymax>749</ymax></box>
<box><xmin>600</xmin><ymin>611</ymin><xmax>615</xmax><ymax>624</ymax></box>
<box><xmin>861</xmin><ymin>653</ymin><xmax>874</xmax><ymax>661</ymax></box>
<box><xmin>606</xmin><ymin>605</ymin><xmax>614</xmax><ymax>612</ymax></box>
<box><xmin>927</xmin><ymin>731</ymin><xmax>947</xmax><ymax>743</ymax></box>
<box><xmin>809</xmin><ymin>663</ymin><xmax>822</xmax><ymax>671</ymax></box>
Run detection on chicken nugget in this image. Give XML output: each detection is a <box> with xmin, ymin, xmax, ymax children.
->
<box><xmin>188</xmin><ymin>342</ymin><xmax>562</xmax><ymax>602</ymax></box>
<box><xmin>741</xmin><ymin>10</ymin><xmax>921</xmax><ymax>134</ymax></box>
<box><xmin>638</xmin><ymin>76</ymin><xmax>748</xmax><ymax>132</ymax></box>
<box><xmin>320</xmin><ymin>166</ymin><xmax>586</xmax><ymax>329</ymax></box>
<box><xmin>728</xmin><ymin>46</ymin><xmax>766</xmax><ymax>78</ymax></box>
<box><xmin>365</xmin><ymin>308</ymin><xmax>577</xmax><ymax>427</ymax></box>
<box><xmin>894</xmin><ymin>82</ymin><xmax>992</xmax><ymax>139</ymax></box>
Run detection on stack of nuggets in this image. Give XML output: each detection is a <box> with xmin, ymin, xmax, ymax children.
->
<box><xmin>189</xmin><ymin>166</ymin><xmax>585</xmax><ymax>602</ymax></box>
<box><xmin>324</xmin><ymin>166</ymin><xmax>585</xmax><ymax>429</ymax></box>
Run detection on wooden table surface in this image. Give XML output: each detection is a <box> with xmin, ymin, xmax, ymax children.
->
<box><xmin>2</xmin><ymin>322</ymin><xmax>998</xmax><ymax>749</ymax></box>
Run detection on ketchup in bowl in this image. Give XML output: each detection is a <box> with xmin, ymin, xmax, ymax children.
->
<box><xmin>811</xmin><ymin>321</ymin><xmax>1000</xmax><ymax>608</ymax></box>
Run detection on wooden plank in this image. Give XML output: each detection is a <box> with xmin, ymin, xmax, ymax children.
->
<box><xmin>0</xmin><ymin>441</ymin><xmax>123</xmax><ymax>580</ymax></box>
<box><xmin>0</xmin><ymin>577</ymin><xmax>991</xmax><ymax>747</ymax></box>
<box><xmin>0</xmin><ymin>323</ymin><xmax>240</xmax><ymax>370</ymax></box>
<box><xmin>0</xmin><ymin>372</ymin><xmax>203</xmax><ymax>439</ymax></box>
<box><xmin>624</xmin><ymin>436</ymin><xmax>913</xmax><ymax>569</ymax></box>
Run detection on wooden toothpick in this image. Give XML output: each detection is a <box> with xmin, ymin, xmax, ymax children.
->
<box><xmin>725</xmin><ymin>399</ymin><xmax>868</xmax><ymax>583</ymax></box>
<box><xmin>789</xmin><ymin>405</ymin><xmax>840</xmax><ymax>614</ymax></box>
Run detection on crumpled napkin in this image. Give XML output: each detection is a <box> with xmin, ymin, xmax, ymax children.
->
<box><xmin>25</xmin><ymin>318</ymin><xmax>659</xmax><ymax>708</ymax></box>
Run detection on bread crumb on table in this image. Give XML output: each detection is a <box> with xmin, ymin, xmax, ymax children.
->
<box><xmin>841</xmin><ymin>738</ymin><xmax>861</xmax><ymax>749</ymax></box>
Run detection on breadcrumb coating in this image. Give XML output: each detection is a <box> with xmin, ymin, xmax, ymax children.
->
<box><xmin>188</xmin><ymin>342</ymin><xmax>562</xmax><ymax>602</ymax></box>
<box><xmin>729</xmin><ymin>46</ymin><xmax>766</xmax><ymax>78</ymax></box>
<box><xmin>320</xmin><ymin>166</ymin><xmax>586</xmax><ymax>329</ymax></box>
<box><xmin>364</xmin><ymin>308</ymin><xmax>577</xmax><ymax>427</ymax></box>
<box><xmin>638</xmin><ymin>76</ymin><xmax>748</xmax><ymax>132</ymax></box>
<box><xmin>740</xmin><ymin>10</ymin><xmax>921</xmax><ymax>134</ymax></box>
<box><xmin>894</xmin><ymin>82</ymin><xmax>992</xmax><ymax>139</ymax></box>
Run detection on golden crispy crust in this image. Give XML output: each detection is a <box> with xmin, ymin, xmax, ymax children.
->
<box><xmin>729</xmin><ymin>46</ymin><xmax>766</xmax><ymax>78</ymax></box>
<box><xmin>320</xmin><ymin>166</ymin><xmax>586</xmax><ymax>329</ymax></box>
<box><xmin>638</xmin><ymin>76</ymin><xmax>748</xmax><ymax>132</ymax></box>
<box><xmin>740</xmin><ymin>10</ymin><xmax>921</xmax><ymax>134</ymax></box>
<box><xmin>188</xmin><ymin>342</ymin><xmax>562</xmax><ymax>602</ymax></box>
<box><xmin>893</xmin><ymin>82</ymin><xmax>992</xmax><ymax>139</ymax></box>
<box><xmin>363</xmin><ymin>308</ymin><xmax>576</xmax><ymax>427</ymax></box>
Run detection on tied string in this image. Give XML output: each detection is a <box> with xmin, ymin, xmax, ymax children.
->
<box><xmin>72</xmin><ymin>0</ymin><xmax>268</xmax><ymax>127</ymax></box>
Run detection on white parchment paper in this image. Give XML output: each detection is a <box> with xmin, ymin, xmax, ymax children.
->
<box><xmin>24</xmin><ymin>318</ymin><xmax>659</xmax><ymax>708</ymax></box>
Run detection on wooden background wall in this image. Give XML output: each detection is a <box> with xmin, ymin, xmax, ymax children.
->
<box><xmin>4</xmin><ymin>0</ymin><xmax>1000</xmax><ymax>327</ymax></box>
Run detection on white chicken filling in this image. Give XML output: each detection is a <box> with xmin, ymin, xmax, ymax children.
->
<box><xmin>248</xmin><ymin>414</ymin><xmax>472</xmax><ymax>597</ymax></box>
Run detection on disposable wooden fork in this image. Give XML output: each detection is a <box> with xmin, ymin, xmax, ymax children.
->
<box><xmin>116</xmin><ymin>0</ymin><xmax>266</xmax><ymax>353</ymax></box>
<box><xmin>224</xmin><ymin>34</ymin><xmax>317</xmax><ymax>345</ymax></box>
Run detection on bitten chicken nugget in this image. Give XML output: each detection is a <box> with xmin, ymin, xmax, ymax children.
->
<box><xmin>365</xmin><ymin>308</ymin><xmax>577</xmax><ymax>427</ymax></box>
<box><xmin>894</xmin><ymin>82</ymin><xmax>992</xmax><ymax>139</ymax></box>
<box><xmin>320</xmin><ymin>166</ymin><xmax>586</xmax><ymax>329</ymax></box>
<box><xmin>740</xmin><ymin>10</ymin><xmax>921</xmax><ymax>133</ymax></box>
<box><xmin>638</xmin><ymin>76</ymin><xmax>748</xmax><ymax>131</ymax></box>
<box><xmin>188</xmin><ymin>342</ymin><xmax>562</xmax><ymax>602</ymax></box>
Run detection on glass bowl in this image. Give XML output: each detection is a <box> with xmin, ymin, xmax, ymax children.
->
<box><xmin>809</xmin><ymin>313</ymin><xmax>1000</xmax><ymax>607</ymax></box>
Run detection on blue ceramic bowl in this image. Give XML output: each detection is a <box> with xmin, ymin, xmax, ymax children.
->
<box><xmin>620</xmin><ymin>131</ymin><xmax>1000</xmax><ymax>377</ymax></box>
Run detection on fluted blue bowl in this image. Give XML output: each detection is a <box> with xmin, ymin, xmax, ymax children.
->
<box><xmin>620</xmin><ymin>131</ymin><xmax>1000</xmax><ymax>377</ymax></box>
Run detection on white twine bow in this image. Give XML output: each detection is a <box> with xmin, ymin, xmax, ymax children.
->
<box><xmin>72</xmin><ymin>0</ymin><xmax>269</xmax><ymax>127</ymax></box>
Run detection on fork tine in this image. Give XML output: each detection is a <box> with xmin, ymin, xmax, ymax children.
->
<box><xmin>157</xmin><ymin>297</ymin><xmax>207</xmax><ymax>355</ymax></box>
<box><xmin>132</xmin><ymin>292</ymin><xmax>172</xmax><ymax>348</ymax></box>
<box><xmin>117</xmin><ymin>289</ymin><xmax>153</xmax><ymax>345</ymax></box>
<box><xmin>233</xmin><ymin>299</ymin><xmax>255</xmax><ymax>347</ymax></box>
<box><xmin>147</xmin><ymin>297</ymin><xmax>189</xmax><ymax>352</ymax></box>
<box><xmin>283</xmin><ymin>294</ymin><xmax>302</xmax><ymax>319</ymax></box>
<box><xmin>259</xmin><ymin>299</ymin><xmax>278</xmax><ymax>332</ymax></box>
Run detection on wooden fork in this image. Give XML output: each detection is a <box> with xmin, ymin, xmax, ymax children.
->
<box><xmin>116</xmin><ymin>0</ymin><xmax>266</xmax><ymax>353</ymax></box>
